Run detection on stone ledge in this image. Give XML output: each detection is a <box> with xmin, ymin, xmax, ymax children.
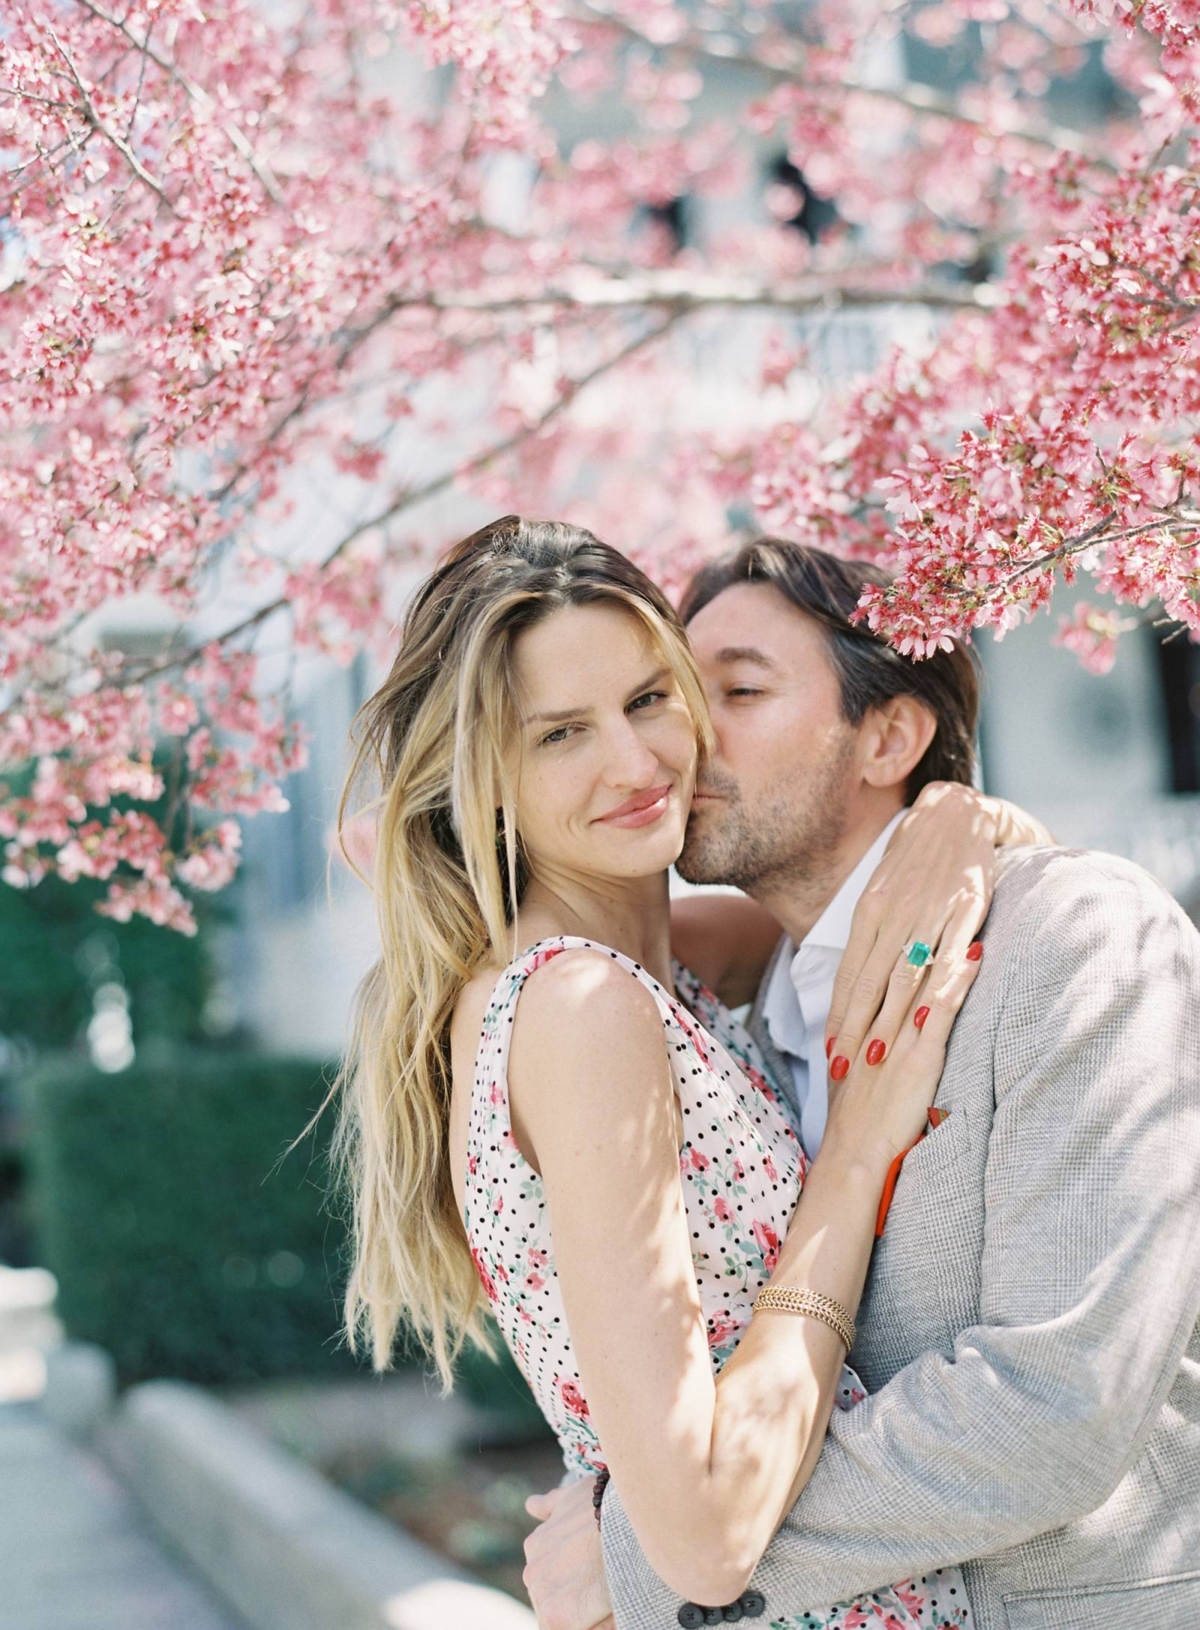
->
<box><xmin>41</xmin><ymin>1340</ymin><xmax>116</xmax><ymax>1438</ymax></box>
<box><xmin>99</xmin><ymin>1378</ymin><xmax>536</xmax><ymax>1630</ymax></box>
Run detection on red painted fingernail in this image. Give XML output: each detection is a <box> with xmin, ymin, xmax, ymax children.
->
<box><xmin>914</xmin><ymin>1006</ymin><xmax>930</xmax><ymax>1029</ymax></box>
<box><xmin>825</xmin><ymin>1036</ymin><xmax>835</xmax><ymax>1060</ymax></box>
<box><xmin>830</xmin><ymin>1054</ymin><xmax>850</xmax><ymax>1082</ymax></box>
<box><xmin>866</xmin><ymin>1038</ymin><xmax>886</xmax><ymax>1066</ymax></box>
<box><xmin>966</xmin><ymin>941</ymin><xmax>984</xmax><ymax>961</ymax></box>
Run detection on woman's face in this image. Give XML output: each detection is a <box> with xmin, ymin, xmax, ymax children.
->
<box><xmin>509</xmin><ymin>602</ymin><xmax>699</xmax><ymax>886</ymax></box>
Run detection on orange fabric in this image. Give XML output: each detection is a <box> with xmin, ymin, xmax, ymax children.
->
<box><xmin>875</xmin><ymin>1133</ymin><xmax>926</xmax><ymax>1238</ymax></box>
<box><xmin>874</xmin><ymin>1108</ymin><xmax>952</xmax><ymax>1236</ymax></box>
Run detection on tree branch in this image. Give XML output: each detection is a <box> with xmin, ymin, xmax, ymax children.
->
<box><xmin>374</xmin><ymin>268</ymin><xmax>1003</xmax><ymax>315</ymax></box>
<box><xmin>47</xmin><ymin>26</ymin><xmax>174</xmax><ymax>207</ymax></box>
<box><xmin>571</xmin><ymin>3</ymin><xmax>1114</xmax><ymax>170</ymax></box>
<box><xmin>936</xmin><ymin>509</ymin><xmax>1200</xmax><ymax>603</ymax></box>
<box><xmin>71</xmin><ymin>0</ymin><xmax>286</xmax><ymax>205</ymax></box>
<box><xmin>113</xmin><ymin>312</ymin><xmax>685</xmax><ymax>687</ymax></box>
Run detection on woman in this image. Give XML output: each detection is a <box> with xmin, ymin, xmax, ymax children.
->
<box><xmin>329</xmin><ymin>516</ymin><xmax>1043</xmax><ymax>1625</ymax></box>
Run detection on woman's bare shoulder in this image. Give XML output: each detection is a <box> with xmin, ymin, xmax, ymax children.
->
<box><xmin>513</xmin><ymin>945</ymin><xmax>663</xmax><ymax>1038</ymax></box>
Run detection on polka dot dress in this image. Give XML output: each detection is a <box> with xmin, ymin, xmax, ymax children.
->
<box><xmin>463</xmin><ymin>936</ymin><xmax>972</xmax><ymax>1629</ymax></box>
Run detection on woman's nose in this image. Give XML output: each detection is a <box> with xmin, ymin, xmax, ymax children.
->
<box><xmin>604</xmin><ymin>716</ymin><xmax>660</xmax><ymax>785</ymax></box>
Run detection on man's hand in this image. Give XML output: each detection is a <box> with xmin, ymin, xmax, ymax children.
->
<box><xmin>522</xmin><ymin>1478</ymin><xmax>615</xmax><ymax>1630</ymax></box>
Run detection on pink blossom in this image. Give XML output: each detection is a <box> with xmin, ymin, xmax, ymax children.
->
<box><xmin>1053</xmin><ymin>602</ymin><xmax>1131</xmax><ymax>674</ymax></box>
<box><xmin>1</xmin><ymin>0</ymin><xmax>1197</xmax><ymax>928</ymax></box>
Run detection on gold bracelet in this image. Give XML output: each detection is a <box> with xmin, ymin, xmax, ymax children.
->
<box><xmin>752</xmin><ymin>1286</ymin><xmax>856</xmax><ymax>1352</ymax></box>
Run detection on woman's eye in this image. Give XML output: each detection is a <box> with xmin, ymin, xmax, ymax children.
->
<box><xmin>628</xmin><ymin>689</ymin><xmax>668</xmax><ymax>712</ymax></box>
<box><xmin>540</xmin><ymin>724</ymin><xmax>577</xmax><ymax>746</ymax></box>
<box><xmin>726</xmin><ymin>686</ymin><xmax>762</xmax><ymax>699</ymax></box>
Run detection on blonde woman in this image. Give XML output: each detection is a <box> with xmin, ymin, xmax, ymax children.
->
<box><xmin>330</xmin><ymin>516</ymin><xmax>1042</xmax><ymax>1627</ymax></box>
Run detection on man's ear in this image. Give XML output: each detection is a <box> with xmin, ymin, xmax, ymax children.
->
<box><xmin>859</xmin><ymin>694</ymin><xmax>937</xmax><ymax>791</ymax></box>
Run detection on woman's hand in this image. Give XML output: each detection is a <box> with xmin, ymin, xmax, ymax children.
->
<box><xmin>824</xmin><ymin>784</ymin><xmax>1052</xmax><ymax>1081</ymax></box>
<box><xmin>824</xmin><ymin>937</ymin><xmax>985</xmax><ymax>1169</ymax></box>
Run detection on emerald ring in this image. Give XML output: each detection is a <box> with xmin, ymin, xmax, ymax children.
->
<box><xmin>904</xmin><ymin>940</ymin><xmax>933</xmax><ymax>968</ymax></box>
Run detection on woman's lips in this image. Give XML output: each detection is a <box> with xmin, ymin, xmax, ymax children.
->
<box><xmin>597</xmin><ymin>783</ymin><xmax>673</xmax><ymax>828</ymax></box>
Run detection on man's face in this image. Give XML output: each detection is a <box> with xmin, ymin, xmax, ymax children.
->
<box><xmin>677</xmin><ymin>581</ymin><xmax>860</xmax><ymax>892</ymax></box>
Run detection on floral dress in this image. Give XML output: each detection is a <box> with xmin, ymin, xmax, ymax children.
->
<box><xmin>463</xmin><ymin>936</ymin><xmax>972</xmax><ymax>1629</ymax></box>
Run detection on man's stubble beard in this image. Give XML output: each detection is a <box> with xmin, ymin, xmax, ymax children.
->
<box><xmin>676</xmin><ymin>735</ymin><xmax>858</xmax><ymax>896</ymax></box>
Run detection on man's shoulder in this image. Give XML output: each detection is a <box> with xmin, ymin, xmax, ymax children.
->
<box><xmin>986</xmin><ymin>843</ymin><xmax>1198</xmax><ymax>982</ymax></box>
<box><xmin>992</xmin><ymin>842</ymin><xmax>1180</xmax><ymax>920</ymax></box>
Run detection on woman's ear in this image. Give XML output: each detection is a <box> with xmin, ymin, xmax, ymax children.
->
<box><xmin>859</xmin><ymin>694</ymin><xmax>937</xmax><ymax>791</ymax></box>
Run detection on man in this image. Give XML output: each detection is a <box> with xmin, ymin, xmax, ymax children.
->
<box><xmin>523</xmin><ymin>537</ymin><xmax>1200</xmax><ymax>1630</ymax></box>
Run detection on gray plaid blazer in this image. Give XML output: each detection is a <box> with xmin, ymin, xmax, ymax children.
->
<box><xmin>601</xmin><ymin>847</ymin><xmax>1200</xmax><ymax>1630</ymax></box>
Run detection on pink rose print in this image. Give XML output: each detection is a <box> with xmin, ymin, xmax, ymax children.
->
<box><xmin>843</xmin><ymin>1608</ymin><xmax>869</xmax><ymax>1630</ymax></box>
<box><xmin>732</xmin><ymin>1159</ymin><xmax>745</xmax><ymax>1180</ymax></box>
<box><xmin>689</xmin><ymin>1147</ymin><xmax>710</xmax><ymax>1172</ymax></box>
<box><xmin>670</xmin><ymin>1005</ymin><xmax>712</xmax><ymax>1067</ymax></box>
<box><xmin>894</xmin><ymin>1582</ymin><xmax>925</xmax><ymax>1615</ymax></box>
<box><xmin>527</xmin><ymin>1247</ymin><xmax>549</xmax><ymax>1267</ymax></box>
<box><xmin>559</xmin><ymin>1378</ymin><xmax>590</xmax><ymax>1419</ymax></box>
<box><xmin>713</xmin><ymin>1196</ymin><xmax>733</xmax><ymax>1223</ymax></box>
<box><xmin>467</xmin><ymin>1153</ymin><xmax>478</xmax><ymax>1175</ymax></box>
<box><xmin>707</xmin><ymin>1312</ymin><xmax>739</xmax><ymax>1348</ymax></box>
<box><xmin>763</xmin><ymin>1154</ymin><xmax>777</xmax><ymax>1182</ymax></box>
<box><xmin>470</xmin><ymin>1246</ymin><xmax>497</xmax><ymax>1304</ymax></box>
<box><xmin>528</xmin><ymin>946</ymin><xmax>564</xmax><ymax>974</ymax></box>
<box><xmin>744</xmin><ymin>1062</ymin><xmax>776</xmax><ymax>1102</ymax></box>
<box><xmin>752</xmin><ymin>1219</ymin><xmax>780</xmax><ymax>1272</ymax></box>
<box><xmin>526</xmin><ymin>1272</ymin><xmax>545</xmax><ymax>1291</ymax></box>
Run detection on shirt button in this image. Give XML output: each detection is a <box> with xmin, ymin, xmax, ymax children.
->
<box><xmin>722</xmin><ymin>1604</ymin><xmax>744</xmax><ymax>1622</ymax></box>
<box><xmin>704</xmin><ymin>1612</ymin><xmax>724</xmax><ymax>1627</ymax></box>
<box><xmin>740</xmin><ymin>1591</ymin><xmax>766</xmax><ymax>1618</ymax></box>
<box><xmin>676</xmin><ymin>1607</ymin><xmax>704</xmax><ymax>1629</ymax></box>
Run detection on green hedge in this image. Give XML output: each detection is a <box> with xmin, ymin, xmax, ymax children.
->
<box><xmin>20</xmin><ymin>1048</ymin><xmax>360</xmax><ymax>1385</ymax></box>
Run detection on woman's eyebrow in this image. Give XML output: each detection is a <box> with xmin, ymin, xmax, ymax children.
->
<box><xmin>524</xmin><ymin>665</ymin><xmax>671</xmax><ymax>726</ymax></box>
<box><xmin>623</xmin><ymin>664</ymin><xmax>671</xmax><ymax>701</ymax></box>
<box><xmin>525</xmin><ymin>701</ymin><xmax>592</xmax><ymax>725</ymax></box>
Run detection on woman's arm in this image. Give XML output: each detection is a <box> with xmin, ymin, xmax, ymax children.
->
<box><xmin>668</xmin><ymin>892</ymin><xmax>782</xmax><ymax>1009</ymax></box>
<box><xmin>508</xmin><ymin>946</ymin><xmax>982</xmax><ymax>1607</ymax></box>
<box><xmin>824</xmin><ymin>783</ymin><xmax>1054</xmax><ymax>1071</ymax></box>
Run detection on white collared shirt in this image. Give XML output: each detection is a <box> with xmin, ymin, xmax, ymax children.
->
<box><xmin>760</xmin><ymin>811</ymin><xmax>906</xmax><ymax>1159</ymax></box>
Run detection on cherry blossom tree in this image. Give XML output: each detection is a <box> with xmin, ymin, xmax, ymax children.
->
<box><xmin>2</xmin><ymin>0</ymin><xmax>1197</xmax><ymax>928</ymax></box>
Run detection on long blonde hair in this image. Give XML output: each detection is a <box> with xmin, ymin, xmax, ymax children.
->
<box><xmin>326</xmin><ymin>516</ymin><xmax>713</xmax><ymax>1385</ymax></box>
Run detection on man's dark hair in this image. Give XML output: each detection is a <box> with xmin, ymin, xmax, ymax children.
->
<box><xmin>682</xmin><ymin>537</ymin><xmax>981</xmax><ymax>801</ymax></box>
